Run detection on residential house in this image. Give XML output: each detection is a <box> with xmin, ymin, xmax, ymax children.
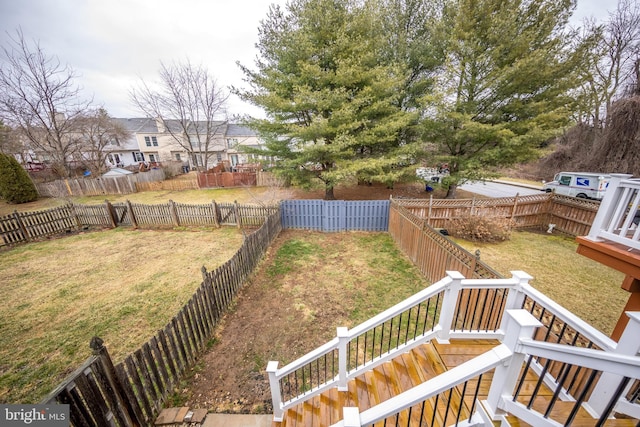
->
<box><xmin>225</xmin><ymin>123</ymin><xmax>268</xmax><ymax>168</ymax></box>
<box><xmin>126</xmin><ymin>118</ymin><xmax>229</xmax><ymax>170</ymax></box>
<box><xmin>107</xmin><ymin>118</ymin><xmax>154</xmax><ymax>168</ymax></box>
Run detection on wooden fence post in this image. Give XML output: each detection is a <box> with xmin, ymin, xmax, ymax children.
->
<box><xmin>428</xmin><ymin>194</ymin><xmax>433</xmax><ymax>226</ymax></box>
<box><xmin>64</xmin><ymin>179</ymin><xmax>73</xmax><ymax>196</ymax></box>
<box><xmin>69</xmin><ymin>203</ymin><xmax>82</xmax><ymax>230</ymax></box>
<box><xmin>510</xmin><ymin>193</ymin><xmax>520</xmax><ymax>220</ymax></box>
<box><xmin>169</xmin><ymin>200</ymin><xmax>180</xmax><ymax>227</ymax></box>
<box><xmin>201</xmin><ymin>266</ymin><xmax>209</xmax><ymax>285</ymax></box>
<box><xmin>234</xmin><ymin>200</ymin><xmax>242</xmax><ymax>229</ymax></box>
<box><xmin>126</xmin><ymin>200</ymin><xmax>138</xmax><ymax>228</ymax></box>
<box><xmin>211</xmin><ymin>200</ymin><xmax>220</xmax><ymax>228</ymax></box>
<box><xmin>12</xmin><ymin>210</ymin><xmax>29</xmax><ymax>242</ymax></box>
<box><xmin>104</xmin><ymin>200</ymin><xmax>117</xmax><ymax>228</ymax></box>
<box><xmin>90</xmin><ymin>336</ymin><xmax>139</xmax><ymax>426</ymax></box>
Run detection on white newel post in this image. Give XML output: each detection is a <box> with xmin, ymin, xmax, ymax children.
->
<box><xmin>342</xmin><ymin>407</ymin><xmax>361</xmax><ymax>427</ymax></box>
<box><xmin>337</xmin><ymin>327</ymin><xmax>349</xmax><ymax>391</ymax></box>
<box><xmin>587</xmin><ymin>312</ymin><xmax>640</xmax><ymax>416</ymax></box>
<box><xmin>437</xmin><ymin>271</ymin><xmax>465</xmax><ymax>343</ymax></box>
<box><xmin>587</xmin><ymin>173</ymin><xmax>633</xmax><ymax>241</ymax></box>
<box><xmin>267</xmin><ymin>361</ymin><xmax>284</xmax><ymax>421</ymax></box>
<box><xmin>499</xmin><ymin>271</ymin><xmax>532</xmax><ymax>329</ymax></box>
<box><xmin>484</xmin><ymin>309</ymin><xmax>542</xmax><ymax>418</ymax></box>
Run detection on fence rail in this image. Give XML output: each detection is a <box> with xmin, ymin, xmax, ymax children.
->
<box><xmin>41</xmin><ymin>210</ymin><xmax>283</xmax><ymax>426</ymax></box>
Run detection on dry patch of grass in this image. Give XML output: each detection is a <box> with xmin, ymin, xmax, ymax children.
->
<box><xmin>0</xmin><ymin>227</ymin><xmax>243</xmax><ymax>404</ymax></box>
<box><xmin>454</xmin><ymin>230</ymin><xmax>627</xmax><ymax>335</ymax></box>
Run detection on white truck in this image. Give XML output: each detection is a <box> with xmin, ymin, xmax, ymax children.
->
<box><xmin>542</xmin><ymin>172</ymin><xmax>611</xmax><ymax>200</ymax></box>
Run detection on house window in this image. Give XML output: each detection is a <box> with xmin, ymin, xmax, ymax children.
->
<box><xmin>107</xmin><ymin>154</ymin><xmax>122</xmax><ymax>165</ymax></box>
<box><xmin>144</xmin><ymin>136</ymin><xmax>158</xmax><ymax>147</ymax></box>
<box><xmin>226</xmin><ymin>138</ymin><xmax>238</xmax><ymax>147</ymax></box>
<box><xmin>149</xmin><ymin>153</ymin><xmax>158</xmax><ymax>162</ymax></box>
<box><xmin>175</xmin><ymin>153</ymin><xmax>181</xmax><ymax>161</ymax></box>
<box><xmin>192</xmin><ymin>153</ymin><xmax>203</xmax><ymax>166</ymax></box>
<box><xmin>216</xmin><ymin>152</ymin><xmax>222</xmax><ymax>162</ymax></box>
<box><xmin>133</xmin><ymin>152</ymin><xmax>145</xmax><ymax>162</ymax></box>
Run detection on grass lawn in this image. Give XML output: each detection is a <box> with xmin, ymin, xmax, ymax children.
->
<box><xmin>454</xmin><ymin>230</ymin><xmax>628</xmax><ymax>335</ymax></box>
<box><xmin>0</xmin><ymin>227</ymin><xmax>244</xmax><ymax>404</ymax></box>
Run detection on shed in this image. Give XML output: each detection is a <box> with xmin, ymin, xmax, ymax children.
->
<box><xmin>102</xmin><ymin>168</ymin><xmax>134</xmax><ymax>178</ymax></box>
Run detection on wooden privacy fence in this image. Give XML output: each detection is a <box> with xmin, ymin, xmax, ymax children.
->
<box><xmin>135</xmin><ymin>178</ymin><xmax>199</xmax><ymax>192</ymax></box>
<box><xmin>197</xmin><ymin>171</ymin><xmax>257</xmax><ymax>188</ymax></box>
<box><xmin>280</xmin><ymin>199</ymin><xmax>390</xmax><ymax>232</ymax></box>
<box><xmin>0</xmin><ymin>201</ymin><xmax>278</xmax><ymax>247</ymax></box>
<box><xmin>389</xmin><ymin>203</ymin><xmax>503</xmax><ymax>283</ymax></box>
<box><xmin>392</xmin><ymin>192</ymin><xmax>599</xmax><ymax>237</ymax></box>
<box><xmin>41</xmin><ymin>210</ymin><xmax>283</xmax><ymax>426</ymax></box>
<box><xmin>35</xmin><ymin>169</ymin><xmax>166</xmax><ymax>197</ymax></box>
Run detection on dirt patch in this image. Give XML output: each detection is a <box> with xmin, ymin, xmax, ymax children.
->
<box><xmin>176</xmin><ymin>230</ymin><xmax>430</xmax><ymax>414</ymax></box>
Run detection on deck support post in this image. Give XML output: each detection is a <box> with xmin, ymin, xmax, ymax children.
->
<box><xmin>483</xmin><ymin>309</ymin><xmax>541</xmax><ymax>419</ymax></box>
<box><xmin>267</xmin><ymin>361</ymin><xmax>284</xmax><ymax>422</ymax></box>
<box><xmin>436</xmin><ymin>271</ymin><xmax>465</xmax><ymax>343</ymax></box>
<box><xmin>586</xmin><ymin>312</ymin><xmax>640</xmax><ymax>416</ymax></box>
<box><xmin>337</xmin><ymin>327</ymin><xmax>349</xmax><ymax>391</ymax></box>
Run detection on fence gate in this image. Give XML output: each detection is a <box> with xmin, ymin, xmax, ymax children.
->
<box><xmin>280</xmin><ymin>200</ymin><xmax>390</xmax><ymax>232</ymax></box>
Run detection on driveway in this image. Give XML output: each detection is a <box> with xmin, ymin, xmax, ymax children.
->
<box><xmin>460</xmin><ymin>180</ymin><xmax>543</xmax><ymax>198</ymax></box>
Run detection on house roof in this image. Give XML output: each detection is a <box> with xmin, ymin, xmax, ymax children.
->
<box><xmin>226</xmin><ymin>124</ymin><xmax>257</xmax><ymax>137</ymax></box>
<box><xmin>102</xmin><ymin>167</ymin><xmax>134</xmax><ymax>177</ymax></box>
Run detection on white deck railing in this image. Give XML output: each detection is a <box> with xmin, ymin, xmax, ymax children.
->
<box><xmin>267</xmin><ymin>271</ymin><xmax>640</xmax><ymax>426</ymax></box>
<box><xmin>586</xmin><ymin>173</ymin><xmax>640</xmax><ymax>251</ymax></box>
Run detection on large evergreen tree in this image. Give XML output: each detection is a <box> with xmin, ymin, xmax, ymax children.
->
<box><xmin>236</xmin><ymin>0</ymin><xmax>420</xmax><ymax>199</ymax></box>
<box><xmin>423</xmin><ymin>0</ymin><xmax>583</xmax><ymax>197</ymax></box>
<box><xmin>0</xmin><ymin>152</ymin><xmax>38</xmax><ymax>204</ymax></box>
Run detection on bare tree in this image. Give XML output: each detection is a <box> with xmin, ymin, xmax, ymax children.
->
<box><xmin>577</xmin><ymin>0</ymin><xmax>640</xmax><ymax>127</ymax></box>
<box><xmin>0</xmin><ymin>29</ymin><xmax>92</xmax><ymax>177</ymax></box>
<box><xmin>130</xmin><ymin>60</ymin><xmax>229</xmax><ymax>171</ymax></box>
<box><xmin>74</xmin><ymin>108</ymin><xmax>131</xmax><ymax>175</ymax></box>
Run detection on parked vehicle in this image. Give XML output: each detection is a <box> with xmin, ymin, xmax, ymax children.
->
<box><xmin>542</xmin><ymin>172</ymin><xmax>611</xmax><ymax>200</ymax></box>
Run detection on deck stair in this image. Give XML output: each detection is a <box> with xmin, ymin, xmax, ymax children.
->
<box><xmin>273</xmin><ymin>339</ymin><xmax>637</xmax><ymax>427</ymax></box>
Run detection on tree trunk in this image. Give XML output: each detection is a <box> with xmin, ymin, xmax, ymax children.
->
<box><xmin>445</xmin><ymin>182</ymin><xmax>457</xmax><ymax>199</ymax></box>
<box><xmin>324</xmin><ymin>184</ymin><xmax>336</xmax><ymax>200</ymax></box>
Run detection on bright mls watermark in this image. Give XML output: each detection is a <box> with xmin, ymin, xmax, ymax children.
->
<box><xmin>1</xmin><ymin>405</ymin><xmax>69</xmax><ymax>426</ymax></box>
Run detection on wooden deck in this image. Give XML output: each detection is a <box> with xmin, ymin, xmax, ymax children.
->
<box><xmin>272</xmin><ymin>339</ymin><xmax>637</xmax><ymax>427</ymax></box>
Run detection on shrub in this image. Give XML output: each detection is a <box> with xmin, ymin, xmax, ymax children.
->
<box><xmin>447</xmin><ymin>214</ymin><xmax>515</xmax><ymax>242</ymax></box>
<box><xmin>0</xmin><ymin>153</ymin><xmax>38</xmax><ymax>204</ymax></box>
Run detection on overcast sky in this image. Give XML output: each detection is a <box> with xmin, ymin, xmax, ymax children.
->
<box><xmin>0</xmin><ymin>0</ymin><xmax>615</xmax><ymax>121</ymax></box>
